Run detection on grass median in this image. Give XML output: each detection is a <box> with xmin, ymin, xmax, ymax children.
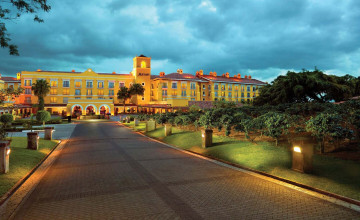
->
<box><xmin>0</xmin><ymin>137</ymin><xmax>58</xmax><ymax>197</ymax></box>
<box><xmin>137</xmin><ymin>125</ymin><xmax>360</xmax><ymax>201</ymax></box>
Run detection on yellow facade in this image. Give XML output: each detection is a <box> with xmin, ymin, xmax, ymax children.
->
<box><xmin>14</xmin><ymin>55</ymin><xmax>265</xmax><ymax>115</ymax></box>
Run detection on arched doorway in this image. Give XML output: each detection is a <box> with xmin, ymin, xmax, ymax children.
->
<box><xmin>86</xmin><ymin>105</ymin><xmax>96</xmax><ymax>115</ymax></box>
<box><xmin>72</xmin><ymin>105</ymin><xmax>83</xmax><ymax>117</ymax></box>
<box><xmin>99</xmin><ymin>105</ymin><xmax>110</xmax><ymax>115</ymax></box>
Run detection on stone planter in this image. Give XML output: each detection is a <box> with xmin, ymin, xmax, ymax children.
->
<box><xmin>201</xmin><ymin>129</ymin><xmax>213</xmax><ymax>148</ymax></box>
<box><xmin>291</xmin><ymin>138</ymin><xmax>314</xmax><ymax>173</ymax></box>
<box><xmin>44</xmin><ymin>127</ymin><xmax>54</xmax><ymax>140</ymax></box>
<box><xmin>165</xmin><ymin>124</ymin><xmax>172</xmax><ymax>136</ymax></box>
<box><xmin>27</xmin><ymin>132</ymin><xmax>39</xmax><ymax>150</ymax></box>
<box><xmin>134</xmin><ymin>118</ymin><xmax>139</xmax><ymax>126</ymax></box>
<box><xmin>0</xmin><ymin>140</ymin><xmax>11</xmax><ymax>174</ymax></box>
<box><xmin>146</xmin><ymin>120</ymin><xmax>156</xmax><ymax>132</ymax></box>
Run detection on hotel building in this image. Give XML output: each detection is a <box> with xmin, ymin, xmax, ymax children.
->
<box><xmin>2</xmin><ymin>55</ymin><xmax>266</xmax><ymax>116</ymax></box>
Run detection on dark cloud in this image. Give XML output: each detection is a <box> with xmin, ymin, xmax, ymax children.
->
<box><xmin>0</xmin><ymin>0</ymin><xmax>359</xmax><ymax>81</ymax></box>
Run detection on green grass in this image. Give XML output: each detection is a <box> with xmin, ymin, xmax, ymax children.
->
<box><xmin>146</xmin><ymin>126</ymin><xmax>360</xmax><ymax>201</ymax></box>
<box><xmin>0</xmin><ymin>137</ymin><xmax>58</xmax><ymax>197</ymax></box>
<box><xmin>123</xmin><ymin>121</ymin><xmax>146</xmax><ymax>131</ymax></box>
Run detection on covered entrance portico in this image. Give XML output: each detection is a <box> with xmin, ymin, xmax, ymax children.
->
<box><xmin>67</xmin><ymin>99</ymin><xmax>115</xmax><ymax>117</ymax></box>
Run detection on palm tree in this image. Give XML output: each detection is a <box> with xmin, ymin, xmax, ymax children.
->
<box><xmin>117</xmin><ymin>86</ymin><xmax>131</xmax><ymax>113</ymax></box>
<box><xmin>129</xmin><ymin>83</ymin><xmax>145</xmax><ymax>113</ymax></box>
<box><xmin>31</xmin><ymin>79</ymin><xmax>50</xmax><ymax>110</ymax></box>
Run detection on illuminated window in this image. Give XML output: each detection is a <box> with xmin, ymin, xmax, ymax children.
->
<box><xmin>191</xmin><ymin>91</ymin><xmax>196</xmax><ymax>96</ymax></box>
<box><xmin>50</xmin><ymin>89</ymin><xmax>57</xmax><ymax>95</ymax></box>
<box><xmin>141</xmin><ymin>61</ymin><xmax>146</xmax><ymax>68</ymax></box>
<box><xmin>172</xmin><ymin>90</ymin><xmax>177</xmax><ymax>96</ymax></box>
<box><xmin>221</xmin><ymin>92</ymin><xmax>225</xmax><ymax>97</ymax></box>
<box><xmin>181</xmin><ymin>83</ymin><xmax>187</xmax><ymax>89</ymax></box>
<box><xmin>75</xmin><ymin>81</ymin><xmax>81</xmax><ymax>87</ymax></box>
<box><xmin>98</xmin><ymin>81</ymin><xmax>104</xmax><ymax>88</ymax></box>
<box><xmin>24</xmin><ymin>79</ymin><xmax>32</xmax><ymax>86</ymax></box>
<box><xmin>87</xmin><ymin>89</ymin><xmax>92</xmax><ymax>96</ymax></box>
<box><xmin>235</xmin><ymin>86</ymin><xmax>238</xmax><ymax>90</ymax></box>
<box><xmin>98</xmin><ymin>90</ymin><xmax>104</xmax><ymax>96</ymax></box>
<box><xmin>63</xmin><ymin>89</ymin><xmax>69</xmax><ymax>95</ymax></box>
<box><xmin>50</xmin><ymin>97</ymin><xmax>57</xmax><ymax>103</ymax></box>
<box><xmin>50</xmin><ymin>80</ymin><xmax>58</xmax><ymax>87</ymax></box>
<box><xmin>221</xmin><ymin>84</ymin><xmax>226</xmax><ymax>90</ymax></box>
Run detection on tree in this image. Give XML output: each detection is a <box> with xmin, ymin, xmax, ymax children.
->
<box><xmin>0</xmin><ymin>113</ymin><xmax>13</xmax><ymax>127</ymax></box>
<box><xmin>31</xmin><ymin>79</ymin><xmax>50</xmax><ymax>110</ymax></box>
<box><xmin>0</xmin><ymin>86</ymin><xmax>24</xmax><ymax>105</ymax></box>
<box><xmin>1</xmin><ymin>0</ymin><xmax>51</xmax><ymax>55</ymax></box>
<box><xmin>117</xmin><ymin>86</ymin><xmax>131</xmax><ymax>113</ymax></box>
<box><xmin>263</xmin><ymin>112</ymin><xmax>290</xmax><ymax>146</ymax></box>
<box><xmin>36</xmin><ymin>110</ymin><xmax>50</xmax><ymax>127</ymax></box>
<box><xmin>129</xmin><ymin>83</ymin><xmax>145</xmax><ymax>113</ymax></box>
<box><xmin>117</xmin><ymin>83</ymin><xmax>145</xmax><ymax>113</ymax></box>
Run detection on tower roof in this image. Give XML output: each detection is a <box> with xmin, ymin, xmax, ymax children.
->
<box><xmin>138</xmin><ymin>54</ymin><xmax>147</xmax><ymax>57</ymax></box>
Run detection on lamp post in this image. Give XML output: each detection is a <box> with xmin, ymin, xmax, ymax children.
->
<box><xmin>291</xmin><ymin>139</ymin><xmax>313</xmax><ymax>173</ymax></box>
<box><xmin>0</xmin><ymin>141</ymin><xmax>10</xmax><ymax>174</ymax></box>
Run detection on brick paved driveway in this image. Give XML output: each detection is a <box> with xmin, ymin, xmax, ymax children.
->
<box><xmin>13</xmin><ymin>121</ymin><xmax>360</xmax><ymax>219</ymax></box>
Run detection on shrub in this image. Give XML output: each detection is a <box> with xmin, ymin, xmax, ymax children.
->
<box><xmin>0</xmin><ymin>114</ymin><xmax>14</xmax><ymax>125</ymax></box>
<box><xmin>36</xmin><ymin>110</ymin><xmax>51</xmax><ymax>126</ymax></box>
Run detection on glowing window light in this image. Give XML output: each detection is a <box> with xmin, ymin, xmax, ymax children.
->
<box><xmin>6</xmin><ymin>148</ymin><xmax>11</xmax><ymax>155</ymax></box>
<box><xmin>294</xmin><ymin>146</ymin><xmax>301</xmax><ymax>153</ymax></box>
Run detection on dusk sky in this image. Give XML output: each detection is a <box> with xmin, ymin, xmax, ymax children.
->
<box><xmin>1</xmin><ymin>0</ymin><xmax>360</xmax><ymax>82</ymax></box>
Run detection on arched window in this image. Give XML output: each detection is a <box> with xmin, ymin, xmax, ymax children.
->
<box><xmin>141</xmin><ymin>61</ymin><xmax>146</xmax><ymax>68</ymax></box>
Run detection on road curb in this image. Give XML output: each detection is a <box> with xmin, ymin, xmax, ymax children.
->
<box><xmin>0</xmin><ymin>140</ymin><xmax>68</xmax><ymax>220</ymax></box>
<box><xmin>118</xmin><ymin>122</ymin><xmax>360</xmax><ymax>213</ymax></box>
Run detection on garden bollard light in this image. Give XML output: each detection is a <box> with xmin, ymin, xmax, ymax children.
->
<box><xmin>146</xmin><ymin>120</ymin><xmax>156</xmax><ymax>132</ymax></box>
<box><xmin>201</xmin><ymin>129</ymin><xmax>213</xmax><ymax>148</ymax></box>
<box><xmin>44</xmin><ymin>127</ymin><xmax>54</xmax><ymax>140</ymax></box>
<box><xmin>134</xmin><ymin>118</ymin><xmax>139</xmax><ymax>126</ymax></box>
<box><xmin>27</xmin><ymin>132</ymin><xmax>39</xmax><ymax>150</ymax></box>
<box><xmin>126</xmin><ymin>117</ymin><xmax>130</xmax><ymax>123</ymax></box>
<box><xmin>291</xmin><ymin>139</ymin><xmax>313</xmax><ymax>173</ymax></box>
<box><xmin>165</xmin><ymin>124</ymin><xmax>172</xmax><ymax>136</ymax></box>
<box><xmin>0</xmin><ymin>141</ymin><xmax>10</xmax><ymax>174</ymax></box>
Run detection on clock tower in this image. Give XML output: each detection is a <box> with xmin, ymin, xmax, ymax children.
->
<box><xmin>132</xmin><ymin>55</ymin><xmax>151</xmax><ymax>105</ymax></box>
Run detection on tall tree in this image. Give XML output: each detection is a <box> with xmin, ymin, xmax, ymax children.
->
<box><xmin>31</xmin><ymin>79</ymin><xmax>50</xmax><ymax>110</ymax></box>
<box><xmin>117</xmin><ymin>86</ymin><xmax>131</xmax><ymax>113</ymax></box>
<box><xmin>1</xmin><ymin>0</ymin><xmax>51</xmax><ymax>55</ymax></box>
<box><xmin>129</xmin><ymin>83</ymin><xmax>145</xmax><ymax>113</ymax></box>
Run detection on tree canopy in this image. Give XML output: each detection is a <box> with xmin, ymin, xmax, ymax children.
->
<box><xmin>254</xmin><ymin>68</ymin><xmax>360</xmax><ymax>106</ymax></box>
<box><xmin>1</xmin><ymin>0</ymin><xmax>51</xmax><ymax>55</ymax></box>
<box><xmin>31</xmin><ymin>79</ymin><xmax>50</xmax><ymax>110</ymax></box>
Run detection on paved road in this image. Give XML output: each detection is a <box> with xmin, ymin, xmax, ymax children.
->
<box><xmin>13</xmin><ymin>121</ymin><xmax>360</xmax><ymax>219</ymax></box>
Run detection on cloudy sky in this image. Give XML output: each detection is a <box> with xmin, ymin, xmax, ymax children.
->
<box><xmin>1</xmin><ymin>0</ymin><xmax>360</xmax><ymax>82</ymax></box>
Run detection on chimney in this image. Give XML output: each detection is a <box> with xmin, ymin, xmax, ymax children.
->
<box><xmin>37</xmin><ymin>69</ymin><xmax>41</xmax><ymax>72</ymax></box>
<box><xmin>177</xmin><ymin>69</ymin><xmax>183</xmax><ymax>74</ymax></box>
<box><xmin>237</xmin><ymin>73</ymin><xmax>241</xmax><ymax>78</ymax></box>
<box><xmin>199</xmin><ymin>70</ymin><xmax>203</xmax><ymax>75</ymax></box>
<box><xmin>245</xmin><ymin>75</ymin><xmax>248</xmax><ymax>79</ymax></box>
<box><xmin>222</xmin><ymin>73</ymin><xmax>225</xmax><ymax>77</ymax></box>
<box><xmin>225</xmin><ymin>72</ymin><xmax>229</xmax><ymax>78</ymax></box>
<box><xmin>248</xmin><ymin>75</ymin><xmax>252</xmax><ymax>79</ymax></box>
<box><xmin>112</xmin><ymin>71</ymin><xmax>116</xmax><ymax>74</ymax></box>
<box><xmin>72</xmin><ymin>70</ymin><xmax>76</xmax><ymax>72</ymax></box>
<box><xmin>209</xmin><ymin>71</ymin><xmax>213</xmax><ymax>76</ymax></box>
<box><xmin>160</xmin><ymin>72</ymin><xmax>165</xmax><ymax>77</ymax></box>
<box><xmin>213</xmin><ymin>71</ymin><xmax>217</xmax><ymax>77</ymax></box>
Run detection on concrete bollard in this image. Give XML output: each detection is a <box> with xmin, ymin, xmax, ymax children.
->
<box><xmin>126</xmin><ymin>117</ymin><xmax>130</xmax><ymax>123</ymax></box>
<box><xmin>291</xmin><ymin>138</ymin><xmax>314</xmax><ymax>173</ymax></box>
<box><xmin>44</xmin><ymin>127</ymin><xmax>54</xmax><ymax>140</ymax></box>
<box><xmin>146</xmin><ymin>120</ymin><xmax>156</xmax><ymax>132</ymax></box>
<box><xmin>0</xmin><ymin>141</ymin><xmax>10</xmax><ymax>174</ymax></box>
<box><xmin>27</xmin><ymin>132</ymin><xmax>39</xmax><ymax>150</ymax></box>
<box><xmin>201</xmin><ymin>129</ymin><xmax>213</xmax><ymax>148</ymax></box>
<box><xmin>165</xmin><ymin>124</ymin><xmax>172</xmax><ymax>136</ymax></box>
<box><xmin>134</xmin><ymin>118</ymin><xmax>139</xmax><ymax>126</ymax></box>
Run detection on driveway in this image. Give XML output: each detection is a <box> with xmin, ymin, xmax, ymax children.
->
<box><xmin>13</xmin><ymin>121</ymin><xmax>360</xmax><ymax>219</ymax></box>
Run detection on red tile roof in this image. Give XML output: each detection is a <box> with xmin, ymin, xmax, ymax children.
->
<box><xmin>0</xmin><ymin>77</ymin><xmax>20</xmax><ymax>82</ymax></box>
<box><xmin>152</xmin><ymin>73</ymin><xmax>207</xmax><ymax>82</ymax></box>
<box><xmin>200</xmin><ymin>75</ymin><xmax>266</xmax><ymax>84</ymax></box>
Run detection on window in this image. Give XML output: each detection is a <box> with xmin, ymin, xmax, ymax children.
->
<box><xmin>221</xmin><ymin>92</ymin><xmax>225</xmax><ymax>97</ymax></box>
<box><xmin>98</xmin><ymin>97</ymin><xmax>105</xmax><ymax>99</ymax></box>
<box><xmin>241</xmin><ymin>86</ymin><xmax>244</xmax><ymax>91</ymax></box>
<box><xmin>235</xmin><ymin>86</ymin><xmax>238</xmax><ymax>90</ymax></box>
<box><xmin>191</xmin><ymin>82</ymin><xmax>196</xmax><ymax>90</ymax></box>
<box><xmin>24</xmin><ymin>79</ymin><xmax>32</xmax><ymax>86</ymax></box>
<box><xmin>214</xmin><ymin>83</ymin><xmax>219</xmax><ymax>90</ymax></box>
<box><xmin>151</xmin><ymin>84</ymin><xmax>154</xmax><ymax>89</ymax></box>
<box><xmin>25</xmin><ymin>88</ymin><xmax>31</xmax><ymax>94</ymax></box>
<box><xmin>75</xmin><ymin>81</ymin><xmax>81</xmax><ymax>87</ymax></box>
<box><xmin>63</xmin><ymin>97</ymin><xmax>68</xmax><ymax>103</ymax></box>
<box><xmin>63</xmin><ymin>89</ymin><xmax>69</xmax><ymax>95</ymax></box>
<box><xmin>75</xmin><ymin>89</ymin><xmax>81</xmax><ymax>95</ymax></box>
<box><xmin>109</xmin><ymin>81</ymin><xmax>114</xmax><ymax>88</ymax></box>
<box><xmin>208</xmin><ymin>85</ymin><xmax>211</xmax><ymax>91</ymax></box>
<box><xmin>141</xmin><ymin>97</ymin><xmax>145</xmax><ymax>101</ymax></box>
<box><xmin>228</xmin><ymin>92</ymin><xmax>232</xmax><ymax>98</ymax></box>
<box><xmin>172</xmin><ymin>90</ymin><xmax>177</xmax><ymax>96</ymax></box>
<box><xmin>9</xmin><ymin>84</ymin><xmax>14</xmax><ymax>89</ymax></box>
<box><xmin>141</xmin><ymin>82</ymin><xmax>145</xmax><ymax>86</ymax></box>
<box><xmin>87</xmin><ymin>97</ymin><xmax>92</xmax><ymax>99</ymax></box>
<box><xmin>25</xmin><ymin>97</ymin><xmax>31</xmax><ymax>103</ymax></box>
<box><xmin>191</xmin><ymin>90</ymin><xmax>196</xmax><ymax>96</ymax></box>
<box><xmin>75</xmin><ymin>97</ymin><xmax>81</xmax><ymax>99</ymax></box>
<box><xmin>247</xmin><ymin>93</ymin><xmax>250</xmax><ymax>98</ymax></box>
<box><xmin>63</xmin><ymin>80</ymin><xmax>70</xmax><ymax>87</ymax></box>
<box><xmin>141</xmin><ymin>61</ymin><xmax>146</xmax><ymax>68</ymax></box>
<box><xmin>202</xmin><ymin>85</ymin><xmax>205</xmax><ymax>90</ymax></box>
<box><xmin>162</xmin><ymin>83</ymin><xmax>168</xmax><ymax>88</ymax></box>
<box><xmin>119</xmin><ymin>82</ymin><xmax>125</xmax><ymax>88</ymax></box>
<box><xmin>191</xmin><ymin>98</ymin><xmax>196</xmax><ymax>101</ymax></box>
<box><xmin>253</xmin><ymin>86</ymin><xmax>256</xmax><ymax>92</ymax></box>
<box><xmin>215</xmin><ymin>92</ymin><xmax>218</xmax><ymax>97</ymax></box>
<box><xmin>203</xmin><ymin>91</ymin><xmax>205</xmax><ymax>96</ymax></box>
<box><xmin>98</xmin><ymin>81</ymin><xmax>104</xmax><ymax>88</ymax></box>
<box><xmin>241</xmin><ymin>93</ymin><xmax>244</xmax><ymax>98</ymax></box>
<box><xmin>228</xmin><ymin>85</ymin><xmax>232</xmax><ymax>90</ymax></box>
<box><xmin>181</xmin><ymin>90</ymin><xmax>186</xmax><ymax>96</ymax></box>
<box><xmin>50</xmin><ymin>97</ymin><xmax>57</xmax><ymax>103</ymax></box>
<box><xmin>203</xmin><ymin>98</ymin><xmax>205</xmax><ymax>101</ymax></box>
<box><xmin>109</xmin><ymin>90</ymin><xmax>114</xmax><ymax>96</ymax></box>
<box><xmin>50</xmin><ymin>80</ymin><xmax>58</xmax><ymax>87</ymax></box>
<box><xmin>162</xmin><ymin>90</ymin><xmax>167</xmax><ymax>96</ymax></box>
<box><xmin>50</xmin><ymin>89</ymin><xmax>57</xmax><ymax>95</ymax></box>
<box><xmin>86</xmin><ymin>81</ymin><xmax>93</xmax><ymax>88</ymax></box>
<box><xmin>247</xmin><ymin>85</ymin><xmax>250</xmax><ymax>92</ymax></box>
<box><xmin>172</xmin><ymin>82</ymin><xmax>177</xmax><ymax>89</ymax></box>
<box><xmin>181</xmin><ymin>82</ymin><xmax>187</xmax><ymax>89</ymax></box>
<box><xmin>221</xmin><ymin>84</ymin><xmax>226</xmax><ymax>90</ymax></box>
<box><xmin>98</xmin><ymin>90</ymin><xmax>104</xmax><ymax>96</ymax></box>
<box><xmin>87</xmin><ymin>89</ymin><xmax>92</xmax><ymax>96</ymax></box>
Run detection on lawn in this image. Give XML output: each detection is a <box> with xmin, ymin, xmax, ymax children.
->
<box><xmin>122</xmin><ymin>121</ymin><xmax>147</xmax><ymax>131</ymax></box>
<box><xmin>0</xmin><ymin>137</ymin><xmax>58</xmax><ymax>197</ymax></box>
<box><xmin>146</xmin><ymin>126</ymin><xmax>360</xmax><ymax>201</ymax></box>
